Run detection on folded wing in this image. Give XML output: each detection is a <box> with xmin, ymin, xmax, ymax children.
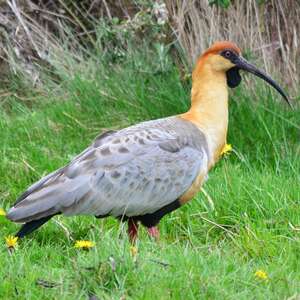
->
<box><xmin>7</xmin><ymin>117</ymin><xmax>209</xmax><ymax>223</ymax></box>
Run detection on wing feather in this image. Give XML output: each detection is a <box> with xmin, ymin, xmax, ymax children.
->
<box><xmin>7</xmin><ymin>117</ymin><xmax>209</xmax><ymax>222</ymax></box>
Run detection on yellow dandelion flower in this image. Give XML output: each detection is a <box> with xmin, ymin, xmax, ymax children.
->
<box><xmin>0</xmin><ymin>208</ymin><xmax>6</xmax><ymax>216</ymax></box>
<box><xmin>221</xmin><ymin>143</ymin><xmax>233</xmax><ymax>156</ymax></box>
<box><xmin>74</xmin><ymin>240</ymin><xmax>95</xmax><ymax>250</ymax></box>
<box><xmin>5</xmin><ymin>236</ymin><xmax>18</xmax><ymax>249</ymax></box>
<box><xmin>255</xmin><ymin>269</ymin><xmax>268</xmax><ymax>281</ymax></box>
<box><xmin>130</xmin><ymin>246</ymin><xmax>138</xmax><ymax>257</ymax></box>
<box><xmin>183</xmin><ymin>73</ymin><xmax>192</xmax><ymax>81</ymax></box>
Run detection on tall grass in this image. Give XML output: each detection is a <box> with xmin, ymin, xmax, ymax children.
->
<box><xmin>2</xmin><ymin>0</ymin><xmax>300</xmax><ymax>96</ymax></box>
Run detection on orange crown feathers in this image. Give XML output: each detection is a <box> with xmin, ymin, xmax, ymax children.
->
<box><xmin>192</xmin><ymin>41</ymin><xmax>241</xmax><ymax>80</ymax></box>
<box><xmin>203</xmin><ymin>41</ymin><xmax>241</xmax><ymax>56</ymax></box>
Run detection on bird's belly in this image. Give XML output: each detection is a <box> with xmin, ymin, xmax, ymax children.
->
<box><xmin>179</xmin><ymin>170</ymin><xmax>207</xmax><ymax>205</ymax></box>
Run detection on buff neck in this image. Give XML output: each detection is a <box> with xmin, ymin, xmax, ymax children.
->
<box><xmin>181</xmin><ymin>61</ymin><xmax>229</xmax><ymax>166</ymax></box>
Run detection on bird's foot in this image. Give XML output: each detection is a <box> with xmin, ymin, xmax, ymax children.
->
<box><xmin>128</xmin><ymin>219</ymin><xmax>139</xmax><ymax>244</ymax></box>
<box><xmin>147</xmin><ymin>226</ymin><xmax>160</xmax><ymax>241</ymax></box>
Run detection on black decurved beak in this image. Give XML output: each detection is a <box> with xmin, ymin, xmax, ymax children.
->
<box><xmin>235</xmin><ymin>57</ymin><xmax>291</xmax><ymax>107</ymax></box>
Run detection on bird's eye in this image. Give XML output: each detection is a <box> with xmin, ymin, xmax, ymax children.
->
<box><xmin>224</xmin><ymin>50</ymin><xmax>231</xmax><ymax>58</ymax></box>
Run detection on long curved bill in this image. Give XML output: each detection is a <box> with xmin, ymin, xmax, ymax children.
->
<box><xmin>236</xmin><ymin>57</ymin><xmax>291</xmax><ymax>107</ymax></box>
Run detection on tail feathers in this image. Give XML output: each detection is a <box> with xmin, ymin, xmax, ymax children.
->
<box><xmin>16</xmin><ymin>214</ymin><xmax>57</xmax><ymax>238</ymax></box>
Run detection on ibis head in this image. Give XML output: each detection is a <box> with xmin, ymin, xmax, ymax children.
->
<box><xmin>194</xmin><ymin>41</ymin><xmax>290</xmax><ymax>106</ymax></box>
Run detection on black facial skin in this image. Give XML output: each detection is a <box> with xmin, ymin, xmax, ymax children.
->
<box><xmin>226</xmin><ymin>66</ymin><xmax>241</xmax><ymax>88</ymax></box>
<box><xmin>220</xmin><ymin>49</ymin><xmax>242</xmax><ymax>88</ymax></box>
<box><xmin>220</xmin><ymin>49</ymin><xmax>291</xmax><ymax>106</ymax></box>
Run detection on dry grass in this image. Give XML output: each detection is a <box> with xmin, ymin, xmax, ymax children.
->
<box><xmin>0</xmin><ymin>0</ymin><xmax>299</xmax><ymax>98</ymax></box>
<box><xmin>0</xmin><ymin>0</ymin><xmax>165</xmax><ymax>89</ymax></box>
<box><xmin>166</xmin><ymin>0</ymin><xmax>300</xmax><ymax>93</ymax></box>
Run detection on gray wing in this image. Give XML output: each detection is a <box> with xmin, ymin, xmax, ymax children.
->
<box><xmin>7</xmin><ymin>117</ymin><xmax>209</xmax><ymax>222</ymax></box>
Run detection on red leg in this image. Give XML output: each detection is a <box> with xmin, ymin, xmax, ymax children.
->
<box><xmin>128</xmin><ymin>219</ymin><xmax>139</xmax><ymax>244</ymax></box>
<box><xmin>147</xmin><ymin>226</ymin><xmax>160</xmax><ymax>240</ymax></box>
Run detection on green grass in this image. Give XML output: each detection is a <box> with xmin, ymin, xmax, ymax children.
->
<box><xmin>0</xmin><ymin>53</ymin><xmax>299</xmax><ymax>299</ymax></box>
